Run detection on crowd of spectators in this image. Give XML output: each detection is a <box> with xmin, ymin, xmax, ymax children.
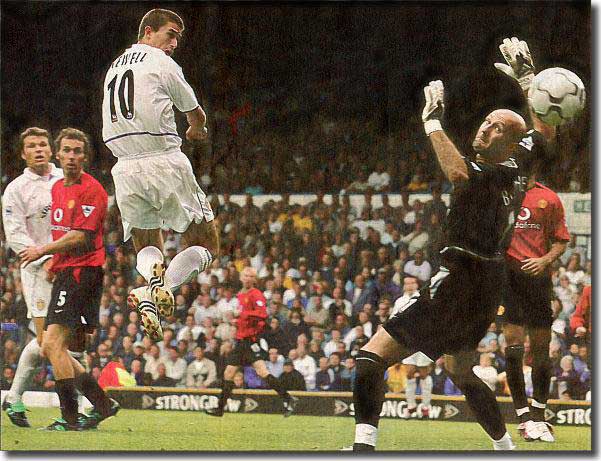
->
<box><xmin>0</xmin><ymin>191</ymin><xmax>592</xmax><ymax>403</ymax></box>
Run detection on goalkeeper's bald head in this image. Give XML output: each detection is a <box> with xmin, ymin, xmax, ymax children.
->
<box><xmin>472</xmin><ymin>109</ymin><xmax>527</xmax><ymax>162</ymax></box>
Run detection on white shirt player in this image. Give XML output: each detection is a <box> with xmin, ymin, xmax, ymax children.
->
<box><xmin>102</xmin><ymin>43</ymin><xmax>199</xmax><ymax>158</ymax></box>
<box><xmin>2</xmin><ymin>163</ymin><xmax>63</xmax><ymax>266</ymax></box>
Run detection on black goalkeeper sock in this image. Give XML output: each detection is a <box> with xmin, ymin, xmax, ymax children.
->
<box><xmin>265</xmin><ymin>374</ymin><xmax>291</xmax><ymax>400</ymax></box>
<box><xmin>75</xmin><ymin>372</ymin><xmax>111</xmax><ymax>416</ymax></box>
<box><xmin>353</xmin><ymin>443</ymin><xmax>376</xmax><ymax>452</ymax></box>
<box><xmin>505</xmin><ymin>345</ymin><xmax>531</xmax><ymax>422</ymax></box>
<box><xmin>55</xmin><ymin>378</ymin><xmax>79</xmax><ymax>425</ymax></box>
<box><xmin>219</xmin><ymin>380</ymin><xmax>235</xmax><ymax>411</ymax></box>
<box><xmin>353</xmin><ymin>350</ymin><xmax>386</xmax><ymax>428</ymax></box>
<box><xmin>452</xmin><ymin>370</ymin><xmax>506</xmax><ymax>441</ymax></box>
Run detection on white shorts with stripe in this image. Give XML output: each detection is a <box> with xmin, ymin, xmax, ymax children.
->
<box><xmin>20</xmin><ymin>264</ymin><xmax>53</xmax><ymax>318</ymax></box>
<box><xmin>111</xmin><ymin>150</ymin><xmax>214</xmax><ymax>242</ymax></box>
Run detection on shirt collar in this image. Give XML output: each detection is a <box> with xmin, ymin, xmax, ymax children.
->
<box><xmin>131</xmin><ymin>43</ymin><xmax>161</xmax><ymax>54</ymax></box>
<box><xmin>23</xmin><ymin>163</ymin><xmax>62</xmax><ymax>181</ymax></box>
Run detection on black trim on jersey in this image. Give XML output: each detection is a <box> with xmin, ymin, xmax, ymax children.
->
<box><xmin>103</xmin><ymin>131</ymin><xmax>179</xmax><ymax>143</ymax></box>
<box><xmin>440</xmin><ymin>245</ymin><xmax>503</xmax><ymax>262</ymax></box>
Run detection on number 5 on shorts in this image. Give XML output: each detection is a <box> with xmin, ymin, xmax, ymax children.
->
<box><xmin>57</xmin><ymin>290</ymin><xmax>67</xmax><ymax>307</ymax></box>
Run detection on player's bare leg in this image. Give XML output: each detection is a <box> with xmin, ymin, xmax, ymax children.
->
<box><xmin>206</xmin><ymin>364</ymin><xmax>238</xmax><ymax>417</ymax></box>
<box><xmin>253</xmin><ymin>359</ymin><xmax>298</xmax><ymax>417</ymax></box>
<box><xmin>165</xmin><ymin>220</ymin><xmax>219</xmax><ymax>292</ymax></box>
<box><xmin>352</xmin><ymin>327</ymin><xmax>408</xmax><ymax>452</ymax></box>
<box><xmin>130</xmin><ymin>228</ymin><xmax>165</xmax><ymax>338</ymax></box>
<box><xmin>3</xmin><ymin>317</ymin><xmax>47</xmax><ymax>427</ymax></box>
<box><xmin>444</xmin><ymin>352</ymin><xmax>515</xmax><ymax>450</ymax></box>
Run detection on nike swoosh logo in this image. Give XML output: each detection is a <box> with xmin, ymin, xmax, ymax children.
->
<box><xmin>54</xmin><ymin>309</ymin><xmax>63</xmax><ymax>313</ymax></box>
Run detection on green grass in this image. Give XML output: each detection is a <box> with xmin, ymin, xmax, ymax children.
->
<box><xmin>1</xmin><ymin>408</ymin><xmax>591</xmax><ymax>452</ymax></box>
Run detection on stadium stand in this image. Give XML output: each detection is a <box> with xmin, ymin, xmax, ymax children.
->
<box><xmin>0</xmin><ymin>192</ymin><xmax>591</xmax><ymax>402</ymax></box>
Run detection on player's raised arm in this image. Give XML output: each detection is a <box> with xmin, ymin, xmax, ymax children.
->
<box><xmin>421</xmin><ymin>81</ymin><xmax>468</xmax><ymax>184</ymax></box>
<box><xmin>494</xmin><ymin>37</ymin><xmax>556</xmax><ymax>141</ymax></box>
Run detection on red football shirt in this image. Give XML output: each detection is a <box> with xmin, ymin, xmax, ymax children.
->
<box><xmin>50</xmin><ymin>172</ymin><xmax>108</xmax><ymax>272</ymax></box>
<box><xmin>236</xmin><ymin>287</ymin><xmax>268</xmax><ymax>340</ymax></box>
<box><xmin>506</xmin><ymin>182</ymin><xmax>570</xmax><ymax>264</ymax></box>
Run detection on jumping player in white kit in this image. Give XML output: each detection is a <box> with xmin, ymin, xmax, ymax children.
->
<box><xmin>102</xmin><ymin>9</ymin><xmax>219</xmax><ymax>340</ymax></box>
<box><xmin>2</xmin><ymin>127</ymin><xmax>63</xmax><ymax>426</ymax></box>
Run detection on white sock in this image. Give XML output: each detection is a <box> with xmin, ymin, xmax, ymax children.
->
<box><xmin>405</xmin><ymin>378</ymin><xmax>417</xmax><ymax>408</ymax></box>
<box><xmin>492</xmin><ymin>432</ymin><xmax>515</xmax><ymax>450</ymax></box>
<box><xmin>136</xmin><ymin>246</ymin><xmax>164</xmax><ymax>282</ymax></box>
<box><xmin>165</xmin><ymin>246</ymin><xmax>213</xmax><ymax>291</ymax></box>
<box><xmin>6</xmin><ymin>339</ymin><xmax>41</xmax><ymax>404</ymax></box>
<box><xmin>420</xmin><ymin>375</ymin><xmax>433</xmax><ymax>407</ymax></box>
<box><xmin>354</xmin><ymin>423</ymin><xmax>378</xmax><ymax>446</ymax></box>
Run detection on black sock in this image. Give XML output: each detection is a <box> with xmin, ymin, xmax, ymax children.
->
<box><xmin>531</xmin><ymin>356</ymin><xmax>552</xmax><ymax>421</ymax></box>
<box><xmin>505</xmin><ymin>345</ymin><xmax>530</xmax><ymax>422</ymax></box>
<box><xmin>353</xmin><ymin>443</ymin><xmax>376</xmax><ymax>452</ymax></box>
<box><xmin>75</xmin><ymin>372</ymin><xmax>111</xmax><ymax>416</ymax></box>
<box><xmin>265</xmin><ymin>374</ymin><xmax>291</xmax><ymax>400</ymax></box>
<box><xmin>219</xmin><ymin>380</ymin><xmax>234</xmax><ymax>411</ymax></box>
<box><xmin>55</xmin><ymin>378</ymin><xmax>79</xmax><ymax>425</ymax></box>
<box><xmin>353</xmin><ymin>350</ymin><xmax>386</xmax><ymax>428</ymax></box>
<box><xmin>452</xmin><ymin>370</ymin><xmax>506</xmax><ymax>440</ymax></box>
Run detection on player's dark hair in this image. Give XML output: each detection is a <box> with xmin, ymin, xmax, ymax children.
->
<box><xmin>18</xmin><ymin>127</ymin><xmax>51</xmax><ymax>153</ymax></box>
<box><xmin>54</xmin><ymin>127</ymin><xmax>91</xmax><ymax>157</ymax></box>
<box><xmin>138</xmin><ymin>9</ymin><xmax>184</xmax><ymax>40</ymax></box>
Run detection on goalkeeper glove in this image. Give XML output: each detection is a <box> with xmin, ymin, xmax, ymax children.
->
<box><xmin>422</xmin><ymin>80</ymin><xmax>445</xmax><ymax>135</ymax></box>
<box><xmin>494</xmin><ymin>36</ymin><xmax>536</xmax><ymax>91</ymax></box>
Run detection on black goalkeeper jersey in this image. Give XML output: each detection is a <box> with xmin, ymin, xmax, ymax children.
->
<box><xmin>442</xmin><ymin>129</ymin><xmax>546</xmax><ymax>259</ymax></box>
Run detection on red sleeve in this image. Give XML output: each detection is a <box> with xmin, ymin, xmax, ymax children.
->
<box><xmin>72</xmin><ymin>183</ymin><xmax>108</xmax><ymax>232</ymax></box>
<box><xmin>550</xmin><ymin>196</ymin><xmax>570</xmax><ymax>243</ymax></box>
<box><xmin>570</xmin><ymin>285</ymin><xmax>591</xmax><ymax>333</ymax></box>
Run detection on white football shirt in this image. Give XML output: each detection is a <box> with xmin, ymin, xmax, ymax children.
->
<box><xmin>2</xmin><ymin>163</ymin><xmax>63</xmax><ymax>265</ymax></box>
<box><xmin>102</xmin><ymin>43</ymin><xmax>199</xmax><ymax>158</ymax></box>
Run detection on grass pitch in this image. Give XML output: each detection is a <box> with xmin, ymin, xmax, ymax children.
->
<box><xmin>1</xmin><ymin>408</ymin><xmax>591</xmax><ymax>452</ymax></box>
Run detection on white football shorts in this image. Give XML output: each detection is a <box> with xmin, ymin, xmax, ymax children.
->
<box><xmin>402</xmin><ymin>351</ymin><xmax>434</xmax><ymax>367</ymax></box>
<box><xmin>112</xmin><ymin>150</ymin><xmax>215</xmax><ymax>242</ymax></box>
<box><xmin>20</xmin><ymin>264</ymin><xmax>53</xmax><ymax>318</ymax></box>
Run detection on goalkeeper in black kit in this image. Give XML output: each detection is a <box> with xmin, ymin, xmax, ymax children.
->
<box><xmin>349</xmin><ymin>78</ymin><xmax>529</xmax><ymax>451</ymax></box>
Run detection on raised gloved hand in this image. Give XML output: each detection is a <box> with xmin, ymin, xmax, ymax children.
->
<box><xmin>422</xmin><ymin>80</ymin><xmax>444</xmax><ymax>135</ymax></box>
<box><xmin>494</xmin><ymin>37</ymin><xmax>536</xmax><ymax>91</ymax></box>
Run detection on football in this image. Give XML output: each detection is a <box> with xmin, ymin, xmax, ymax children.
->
<box><xmin>528</xmin><ymin>67</ymin><xmax>586</xmax><ymax>126</ymax></box>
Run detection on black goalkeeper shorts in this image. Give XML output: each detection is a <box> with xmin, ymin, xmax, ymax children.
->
<box><xmin>384</xmin><ymin>254</ymin><xmax>504</xmax><ymax>359</ymax></box>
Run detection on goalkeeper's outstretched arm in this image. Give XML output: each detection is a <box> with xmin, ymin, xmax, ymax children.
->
<box><xmin>421</xmin><ymin>81</ymin><xmax>468</xmax><ymax>185</ymax></box>
<box><xmin>493</xmin><ymin>36</ymin><xmax>556</xmax><ymax>142</ymax></box>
